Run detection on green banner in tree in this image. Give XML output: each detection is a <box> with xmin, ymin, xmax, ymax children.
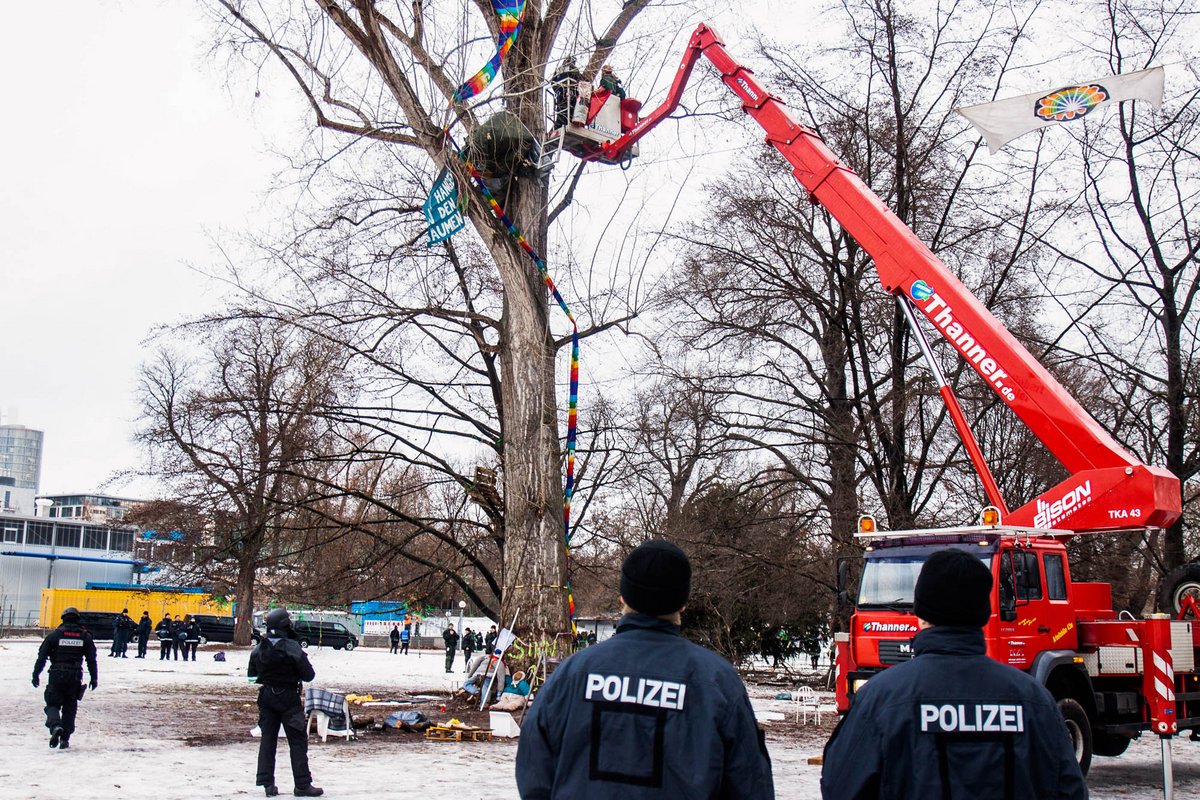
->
<box><xmin>423</xmin><ymin>167</ymin><xmax>466</xmax><ymax>246</ymax></box>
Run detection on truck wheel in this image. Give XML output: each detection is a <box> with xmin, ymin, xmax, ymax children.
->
<box><xmin>1157</xmin><ymin>563</ymin><xmax>1200</xmax><ymax>618</ymax></box>
<box><xmin>1093</xmin><ymin>732</ymin><xmax>1132</xmax><ymax>757</ymax></box>
<box><xmin>344</xmin><ymin>640</ymin><xmax>356</xmax><ymax>651</ymax></box>
<box><xmin>1058</xmin><ymin>698</ymin><xmax>1093</xmax><ymax>776</ymax></box>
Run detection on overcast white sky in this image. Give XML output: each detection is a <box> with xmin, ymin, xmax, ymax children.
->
<box><xmin>1</xmin><ymin>2</ymin><xmax>301</xmax><ymax>496</ymax></box>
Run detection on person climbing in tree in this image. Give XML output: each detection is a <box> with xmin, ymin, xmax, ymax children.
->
<box><xmin>598</xmin><ymin>64</ymin><xmax>626</xmax><ymax>100</ymax></box>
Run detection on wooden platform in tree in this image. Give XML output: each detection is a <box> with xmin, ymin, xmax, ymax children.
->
<box><xmin>425</xmin><ymin>725</ymin><xmax>493</xmax><ymax>742</ymax></box>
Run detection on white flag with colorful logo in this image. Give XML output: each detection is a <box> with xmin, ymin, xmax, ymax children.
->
<box><xmin>957</xmin><ymin>66</ymin><xmax>1164</xmax><ymax>153</ymax></box>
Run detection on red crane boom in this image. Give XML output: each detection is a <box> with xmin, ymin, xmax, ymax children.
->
<box><xmin>594</xmin><ymin>24</ymin><xmax>1179</xmax><ymax>534</ymax></box>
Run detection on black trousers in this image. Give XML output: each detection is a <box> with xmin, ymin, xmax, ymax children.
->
<box><xmin>463</xmin><ymin>649</ymin><xmax>474</xmax><ymax>668</ymax></box>
<box><xmin>159</xmin><ymin>639</ymin><xmax>172</xmax><ymax>659</ymax></box>
<box><xmin>400</xmin><ymin>641</ymin><xmax>409</xmax><ymax>654</ymax></box>
<box><xmin>445</xmin><ymin>646</ymin><xmax>456</xmax><ymax>672</ymax></box>
<box><xmin>256</xmin><ymin>685</ymin><xmax>312</xmax><ymax>788</ymax></box>
<box><xmin>44</xmin><ymin>672</ymin><xmax>83</xmax><ymax>736</ymax></box>
<box><xmin>137</xmin><ymin>635</ymin><xmax>149</xmax><ymax>658</ymax></box>
<box><xmin>390</xmin><ymin>640</ymin><xmax>398</xmax><ymax>654</ymax></box>
<box><xmin>185</xmin><ymin>642</ymin><xmax>198</xmax><ymax>660</ymax></box>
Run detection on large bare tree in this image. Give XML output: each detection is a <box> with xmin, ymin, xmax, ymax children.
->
<box><xmin>204</xmin><ymin>1</ymin><xmax>662</xmax><ymax>640</ymax></box>
<box><xmin>136</xmin><ymin>320</ymin><xmax>349</xmax><ymax>643</ymax></box>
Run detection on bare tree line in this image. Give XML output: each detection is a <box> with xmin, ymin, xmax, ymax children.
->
<box><xmin>129</xmin><ymin>0</ymin><xmax>1200</xmax><ymax>653</ymax></box>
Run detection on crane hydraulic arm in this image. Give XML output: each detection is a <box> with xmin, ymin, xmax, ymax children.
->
<box><xmin>597</xmin><ymin>24</ymin><xmax>1179</xmax><ymax>535</ymax></box>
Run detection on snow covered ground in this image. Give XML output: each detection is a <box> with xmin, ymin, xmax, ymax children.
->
<box><xmin>0</xmin><ymin>636</ymin><xmax>1196</xmax><ymax>798</ymax></box>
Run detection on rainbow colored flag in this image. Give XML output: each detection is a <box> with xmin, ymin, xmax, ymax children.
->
<box><xmin>454</xmin><ymin>0</ymin><xmax>527</xmax><ymax>102</ymax></box>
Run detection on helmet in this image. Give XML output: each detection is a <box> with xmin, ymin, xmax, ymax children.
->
<box><xmin>61</xmin><ymin>607</ymin><xmax>80</xmax><ymax>622</ymax></box>
<box><xmin>264</xmin><ymin>608</ymin><xmax>292</xmax><ymax>631</ymax></box>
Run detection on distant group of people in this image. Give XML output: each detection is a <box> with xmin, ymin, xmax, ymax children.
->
<box><xmin>441</xmin><ymin>623</ymin><xmax>498</xmax><ymax>673</ymax></box>
<box><xmin>387</xmin><ymin>624</ymin><xmax>411</xmax><ymax>655</ymax></box>
<box><xmin>104</xmin><ymin>609</ymin><xmax>201</xmax><ymax>662</ymax></box>
<box><xmin>154</xmin><ymin>613</ymin><xmax>201</xmax><ymax>661</ymax></box>
<box><xmin>106</xmin><ymin>609</ymin><xmax>140</xmax><ymax>658</ymax></box>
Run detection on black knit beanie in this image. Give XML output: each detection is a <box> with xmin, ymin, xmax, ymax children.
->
<box><xmin>913</xmin><ymin>548</ymin><xmax>993</xmax><ymax>627</ymax></box>
<box><xmin>620</xmin><ymin>540</ymin><xmax>691</xmax><ymax>616</ymax></box>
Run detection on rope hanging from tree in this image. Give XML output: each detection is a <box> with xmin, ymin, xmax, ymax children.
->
<box><xmin>453</xmin><ymin>0</ymin><xmax>527</xmax><ymax>101</ymax></box>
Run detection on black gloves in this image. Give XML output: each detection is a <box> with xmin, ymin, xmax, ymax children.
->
<box><xmin>32</xmin><ymin>675</ymin><xmax>39</xmax><ymax>688</ymax></box>
<box><xmin>89</xmin><ymin>677</ymin><xmax>98</xmax><ymax>690</ymax></box>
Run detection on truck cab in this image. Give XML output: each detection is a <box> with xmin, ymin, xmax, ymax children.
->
<box><xmin>842</xmin><ymin>527</ymin><xmax>1076</xmax><ymax>705</ymax></box>
<box><xmin>839</xmin><ymin>522</ymin><xmax>1200</xmax><ymax>774</ymax></box>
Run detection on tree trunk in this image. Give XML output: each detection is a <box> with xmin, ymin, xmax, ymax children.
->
<box><xmin>491</xmin><ymin>32</ymin><xmax>570</xmax><ymax>645</ymax></box>
<box><xmin>233</xmin><ymin>556</ymin><xmax>257</xmax><ymax>646</ymax></box>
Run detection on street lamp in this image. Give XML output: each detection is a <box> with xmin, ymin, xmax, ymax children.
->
<box><xmin>457</xmin><ymin>599</ymin><xmax>467</xmax><ymax>638</ymax></box>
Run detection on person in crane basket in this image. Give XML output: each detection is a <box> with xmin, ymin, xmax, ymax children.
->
<box><xmin>820</xmin><ymin>549</ymin><xmax>1087</xmax><ymax>799</ymax></box>
<box><xmin>599</xmin><ymin>64</ymin><xmax>626</xmax><ymax>99</ymax></box>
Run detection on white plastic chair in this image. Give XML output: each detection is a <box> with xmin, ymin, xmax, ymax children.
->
<box><xmin>794</xmin><ymin>685</ymin><xmax>821</xmax><ymax>724</ymax></box>
<box><xmin>304</xmin><ymin>691</ymin><xmax>354</xmax><ymax>742</ymax></box>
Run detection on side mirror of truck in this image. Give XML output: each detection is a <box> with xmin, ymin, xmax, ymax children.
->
<box><xmin>837</xmin><ymin>560</ymin><xmax>856</xmax><ymax>608</ymax></box>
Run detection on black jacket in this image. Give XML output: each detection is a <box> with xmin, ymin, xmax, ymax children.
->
<box><xmin>515</xmin><ymin>613</ymin><xmax>774</xmax><ymax>800</ymax></box>
<box><xmin>155</xmin><ymin>619</ymin><xmax>173</xmax><ymax>640</ymax></box>
<box><xmin>390</xmin><ymin>628</ymin><xmax>400</xmax><ymax>643</ymax></box>
<box><xmin>443</xmin><ymin>629</ymin><xmax>459</xmax><ymax>650</ymax></box>
<box><xmin>183</xmin><ymin>621</ymin><xmax>201</xmax><ymax>643</ymax></box>
<box><xmin>34</xmin><ymin>622</ymin><xmax>99</xmax><ymax>683</ymax></box>
<box><xmin>821</xmin><ymin>625</ymin><xmax>1088</xmax><ymax>799</ymax></box>
<box><xmin>249</xmin><ymin>633</ymin><xmax>316</xmax><ymax>688</ymax></box>
<box><xmin>137</xmin><ymin>616</ymin><xmax>152</xmax><ymax>638</ymax></box>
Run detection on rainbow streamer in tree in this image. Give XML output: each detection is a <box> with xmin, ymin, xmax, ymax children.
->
<box><xmin>449</xmin><ymin>141</ymin><xmax>581</xmax><ymax>634</ymax></box>
<box><xmin>453</xmin><ymin>0</ymin><xmax>527</xmax><ymax>102</ymax></box>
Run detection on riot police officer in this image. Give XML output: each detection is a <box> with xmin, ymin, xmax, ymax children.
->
<box><xmin>249</xmin><ymin>608</ymin><xmax>323</xmax><ymax>797</ymax></box>
<box><xmin>32</xmin><ymin>607</ymin><xmax>99</xmax><ymax>750</ymax></box>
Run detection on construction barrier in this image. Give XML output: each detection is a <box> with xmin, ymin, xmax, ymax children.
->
<box><xmin>40</xmin><ymin>588</ymin><xmax>229</xmax><ymax>628</ymax></box>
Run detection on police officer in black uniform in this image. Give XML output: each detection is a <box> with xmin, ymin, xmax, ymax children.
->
<box><xmin>248</xmin><ymin>608</ymin><xmax>323</xmax><ymax>797</ymax></box>
<box><xmin>821</xmin><ymin>548</ymin><xmax>1088</xmax><ymax>799</ymax></box>
<box><xmin>155</xmin><ymin>614</ymin><xmax>174</xmax><ymax>660</ymax></box>
<box><xmin>32</xmin><ymin>606</ymin><xmax>99</xmax><ymax>750</ymax></box>
<box><xmin>516</xmin><ymin>539</ymin><xmax>774</xmax><ymax>799</ymax></box>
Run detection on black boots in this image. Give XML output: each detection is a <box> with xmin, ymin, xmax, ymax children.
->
<box><xmin>263</xmin><ymin>787</ymin><xmax>279</xmax><ymax>797</ymax></box>
<box><xmin>294</xmin><ymin>786</ymin><xmax>324</xmax><ymax>797</ymax></box>
<box><xmin>49</xmin><ymin>726</ymin><xmax>63</xmax><ymax>748</ymax></box>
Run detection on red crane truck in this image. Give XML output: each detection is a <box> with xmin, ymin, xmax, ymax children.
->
<box><xmin>550</xmin><ymin>23</ymin><xmax>1197</xmax><ymax>773</ymax></box>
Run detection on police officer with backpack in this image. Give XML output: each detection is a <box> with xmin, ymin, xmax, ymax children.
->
<box><xmin>32</xmin><ymin>607</ymin><xmax>99</xmax><ymax>750</ymax></box>
<box><xmin>820</xmin><ymin>548</ymin><xmax>1087</xmax><ymax>799</ymax></box>
<box><xmin>249</xmin><ymin>608</ymin><xmax>323</xmax><ymax>797</ymax></box>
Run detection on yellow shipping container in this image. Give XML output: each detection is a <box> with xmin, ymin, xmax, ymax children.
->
<box><xmin>40</xmin><ymin>588</ymin><xmax>231</xmax><ymax>628</ymax></box>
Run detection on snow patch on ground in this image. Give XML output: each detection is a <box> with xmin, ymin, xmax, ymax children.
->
<box><xmin>1</xmin><ymin>637</ymin><xmax>1196</xmax><ymax>798</ymax></box>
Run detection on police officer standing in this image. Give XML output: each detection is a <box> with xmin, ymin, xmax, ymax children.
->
<box><xmin>155</xmin><ymin>614</ymin><xmax>174</xmax><ymax>660</ymax></box>
<box><xmin>442</xmin><ymin>624</ymin><xmax>459</xmax><ymax>674</ymax></box>
<box><xmin>516</xmin><ymin>539</ymin><xmax>774</xmax><ymax>799</ymax></box>
<box><xmin>821</xmin><ymin>548</ymin><xmax>1087</xmax><ymax>799</ymax></box>
<box><xmin>32</xmin><ymin>607</ymin><xmax>98</xmax><ymax>750</ymax></box>
<box><xmin>135</xmin><ymin>611</ymin><xmax>152</xmax><ymax>658</ymax></box>
<box><xmin>249</xmin><ymin>608</ymin><xmax>323</xmax><ymax>797</ymax></box>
